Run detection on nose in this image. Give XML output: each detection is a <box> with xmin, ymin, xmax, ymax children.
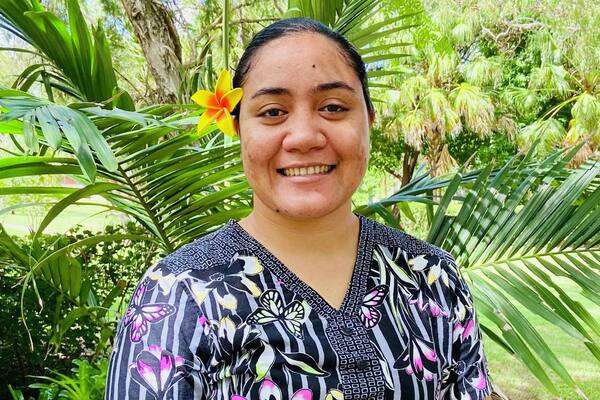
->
<box><xmin>281</xmin><ymin>106</ymin><xmax>327</xmax><ymax>153</ymax></box>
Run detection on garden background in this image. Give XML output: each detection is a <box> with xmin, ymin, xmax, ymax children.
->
<box><xmin>0</xmin><ymin>0</ymin><xmax>599</xmax><ymax>399</ymax></box>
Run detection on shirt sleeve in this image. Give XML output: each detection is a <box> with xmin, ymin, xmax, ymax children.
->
<box><xmin>439</xmin><ymin>255</ymin><xmax>493</xmax><ymax>399</ymax></box>
<box><xmin>105</xmin><ymin>262</ymin><xmax>211</xmax><ymax>399</ymax></box>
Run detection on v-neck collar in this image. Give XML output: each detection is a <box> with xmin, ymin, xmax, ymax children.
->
<box><xmin>225</xmin><ymin>212</ymin><xmax>374</xmax><ymax>319</ymax></box>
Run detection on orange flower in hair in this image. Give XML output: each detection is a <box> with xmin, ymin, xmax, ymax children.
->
<box><xmin>191</xmin><ymin>69</ymin><xmax>243</xmax><ymax>137</ymax></box>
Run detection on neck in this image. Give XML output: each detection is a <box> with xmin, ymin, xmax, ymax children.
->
<box><xmin>238</xmin><ymin>197</ymin><xmax>359</xmax><ymax>254</ymax></box>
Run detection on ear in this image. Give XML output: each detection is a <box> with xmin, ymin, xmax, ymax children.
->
<box><xmin>368</xmin><ymin>110</ymin><xmax>376</xmax><ymax>128</ymax></box>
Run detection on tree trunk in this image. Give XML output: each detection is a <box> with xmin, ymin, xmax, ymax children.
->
<box><xmin>121</xmin><ymin>0</ymin><xmax>182</xmax><ymax>103</ymax></box>
<box><xmin>401</xmin><ymin>144</ymin><xmax>420</xmax><ymax>187</ymax></box>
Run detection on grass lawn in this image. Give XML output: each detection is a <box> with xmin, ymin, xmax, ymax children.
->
<box><xmin>1</xmin><ymin>199</ymin><xmax>124</xmax><ymax>236</ymax></box>
<box><xmin>481</xmin><ymin>277</ymin><xmax>600</xmax><ymax>399</ymax></box>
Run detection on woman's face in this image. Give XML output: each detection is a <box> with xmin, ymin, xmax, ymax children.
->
<box><xmin>235</xmin><ymin>32</ymin><xmax>374</xmax><ymax>220</ymax></box>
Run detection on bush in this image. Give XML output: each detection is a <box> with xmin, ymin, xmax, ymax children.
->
<box><xmin>0</xmin><ymin>222</ymin><xmax>156</xmax><ymax>398</ymax></box>
<box><xmin>8</xmin><ymin>358</ymin><xmax>108</xmax><ymax>400</ymax></box>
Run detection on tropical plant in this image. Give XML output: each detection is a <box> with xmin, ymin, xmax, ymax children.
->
<box><xmin>0</xmin><ymin>222</ymin><xmax>152</xmax><ymax>349</ymax></box>
<box><xmin>421</xmin><ymin>1</ymin><xmax>600</xmax><ymax>169</ymax></box>
<box><xmin>361</xmin><ymin>141</ymin><xmax>600</xmax><ymax>398</ymax></box>
<box><xmin>378</xmin><ymin>24</ymin><xmax>509</xmax><ymax>183</ymax></box>
<box><xmin>2</xmin><ymin>0</ymin><xmax>599</xmax><ymax>398</ymax></box>
<box><xmin>0</xmin><ymin>0</ymin><xmax>133</xmax><ymax>108</ymax></box>
<box><xmin>8</xmin><ymin>358</ymin><xmax>107</xmax><ymax>400</ymax></box>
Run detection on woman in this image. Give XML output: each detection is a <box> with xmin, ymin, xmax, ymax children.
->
<box><xmin>106</xmin><ymin>17</ymin><xmax>492</xmax><ymax>400</ymax></box>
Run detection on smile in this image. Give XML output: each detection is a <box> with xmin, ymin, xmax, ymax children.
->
<box><xmin>276</xmin><ymin>164</ymin><xmax>336</xmax><ymax>177</ymax></box>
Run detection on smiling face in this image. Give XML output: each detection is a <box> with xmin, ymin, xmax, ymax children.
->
<box><xmin>235</xmin><ymin>32</ymin><xmax>374</xmax><ymax>221</ymax></box>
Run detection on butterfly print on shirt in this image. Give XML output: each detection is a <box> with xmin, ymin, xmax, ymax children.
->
<box><xmin>360</xmin><ymin>284</ymin><xmax>389</xmax><ymax>329</ymax></box>
<box><xmin>246</xmin><ymin>289</ymin><xmax>306</xmax><ymax>339</ymax></box>
<box><xmin>123</xmin><ymin>279</ymin><xmax>175</xmax><ymax>342</ymax></box>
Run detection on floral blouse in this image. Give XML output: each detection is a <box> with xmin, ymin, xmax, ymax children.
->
<box><xmin>106</xmin><ymin>213</ymin><xmax>492</xmax><ymax>399</ymax></box>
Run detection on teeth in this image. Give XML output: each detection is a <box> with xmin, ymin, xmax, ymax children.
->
<box><xmin>282</xmin><ymin>165</ymin><xmax>333</xmax><ymax>176</ymax></box>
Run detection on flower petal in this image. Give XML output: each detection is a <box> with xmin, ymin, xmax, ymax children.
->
<box><xmin>254</xmin><ymin>344</ymin><xmax>275</xmax><ymax>381</ymax></box>
<box><xmin>221</xmin><ymin>88</ymin><xmax>243</xmax><ymax>111</ymax></box>
<box><xmin>215</xmin><ymin>108</ymin><xmax>236</xmax><ymax>137</ymax></box>
<box><xmin>239</xmin><ymin>276</ymin><xmax>262</xmax><ymax>297</ymax></box>
<box><xmin>291</xmin><ymin>389</ymin><xmax>313</xmax><ymax>400</ymax></box>
<box><xmin>197</xmin><ymin>108</ymin><xmax>222</xmax><ymax>134</ymax></box>
<box><xmin>159</xmin><ymin>352</ymin><xmax>173</xmax><ymax>388</ymax></box>
<box><xmin>215</xmin><ymin>291</ymin><xmax>237</xmax><ymax>310</ymax></box>
<box><xmin>239</xmin><ymin>255</ymin><xmax>263</xmax><ymax>275</ymax></box>
<box><xmin>461</xmin><ymin>319</ymin><xmax>475</xmax><ymax>341</ymax></box>
<box><xmin>259</xmin><ymin>378</ymin><xmax>282</xmax><ymax>400</ymax></box>
<box><xmin>214</xmin><ymin>70</ymin><xmax>232</xmax><ymax>102</ymax></box>
<box><xmin>416</xmin><ymin>339</ymin><xmax>437</xmax><ymax>362</ymax></box>
<box><xmin>325</xmin><ymin>389</ymin><xmax>344</xmax><ymax>400</ymax></box>
<box><xmin>189</xmin><ymin>281</ymin><xmax>211</xmax><ymax>304</ymax></box>
<box><xmin>408</xmin><ymin>254</ymin><xmax>428</xmax><ymax>271</ymax></box>
<box><xmin>136</xmin><ymin>360</ymin><xmax>159</xmax><ymax>392</ymax></box>
<box><xmin>427</xmin><ymin>261</ymin><xmax>441</xmax><ymax>284</ymax></box>
<box><xmin>191</xmin><ymin>90</ymin><xmax>220</xmax><ymax>109</ymax></box>
<box><xmin>469</xmin><ymin>367</ymin><xmax>488</xmax><ymax>390</ymax></box>
<box><xmin>218</xmin><ymin>316</ymin><xmax>237</xmax><ymax>343</ymax></box>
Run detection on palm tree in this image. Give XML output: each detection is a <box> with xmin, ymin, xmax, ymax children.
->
<box><xmin>381</xmin><ymin>28</ymin><xmax>501</xmax><ymax>183</ymax></box>
<box><xmin>503</xmin><ymin>30</ymin><xmax>600</xmax><ymax>166</ymax></box>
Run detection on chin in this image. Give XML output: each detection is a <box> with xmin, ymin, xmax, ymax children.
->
<box><xmin>272</xmin><ymin>201</ymin><xmax>339</xmax><ymax>220</ymax></box>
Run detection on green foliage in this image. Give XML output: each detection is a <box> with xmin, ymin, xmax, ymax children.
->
<box><xmin>0</xmin><ymin>91</ymin><xmax>254</xmax><ymax>251</ymax></box>
<box><xmin>0</xmin><ymin>0</ymin><xmax>131</xmax><ymax>106</ymax></box>
<box><xmin>0</xmin><ymin>222</ymin><xmax>152</xmax><ymax>398</ymax></box>
<box><xmin>0</xmin><ymin>95</ymin><xmax>119</xmax><ymax>181</ymax></box>
<box><xmin>447</xmin><ymin>130</ymin><xmax>516</xmax><ymax>168</ymax></box>
<box><xmin>430</xmin><ymin>0</ymin><xmax>599</xmax><ymax>163</ymax></box>
<box><xmin>9</xmin><ymin>358</ymin><xmax>107</xmax><ymax>400</ymax></box>
<box><xmin>368</xmin><ymin>126</ymin><xmax>406</xmax><ymax>173</ymax></box>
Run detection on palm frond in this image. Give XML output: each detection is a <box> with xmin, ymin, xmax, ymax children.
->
<box><xmin>423</xmin><ymin>144</ymin><xmax>598</xmax><ymax>395</ymax></box>
<box><xmin>0</xmin><ymin>0</ymin><xmax>129</xmax><ymax>105</ymax></box>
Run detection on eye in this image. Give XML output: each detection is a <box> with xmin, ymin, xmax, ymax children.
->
<box><xmin>259</xmin><ymin>108</ymin><xmax>287</xmax><ymax>118</ymax></box>
<box><xmin>321</xmin><ymin>104</ymin><xmax>348</xmax><ymax>113</ymax></box>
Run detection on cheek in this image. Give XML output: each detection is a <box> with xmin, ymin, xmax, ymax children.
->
<box><xmin>349</xmin><ymin>134</ymin><xmax>369</xmax><ymax>164</ymax></box>
<box><xmin>241</xmin><ymin>135</ymin><xmax>277</xmax><ymax>178</ymax></box>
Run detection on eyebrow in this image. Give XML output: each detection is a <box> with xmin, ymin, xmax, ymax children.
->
<box><xmin>250</xmin><ymin>81</ymin><xmax>356</xmax><ymax>100</ymax></box>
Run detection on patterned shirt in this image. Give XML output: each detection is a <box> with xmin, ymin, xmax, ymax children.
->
<box><xmin>106</xmin><ymin>213</ymin><xmax>492</xmax><ymax>399</ymax></box>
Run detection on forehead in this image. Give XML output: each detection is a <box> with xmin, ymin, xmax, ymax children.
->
<box><xmin>242</xmin><ymin>33</ymin><xmax>360</xmax><ymax>94</ymax></box>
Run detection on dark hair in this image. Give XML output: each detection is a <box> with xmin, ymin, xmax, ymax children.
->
<box><xmin>231</xmin><ymin>17</ymin><xmax>375</xmax><ymax>120</ymax></box>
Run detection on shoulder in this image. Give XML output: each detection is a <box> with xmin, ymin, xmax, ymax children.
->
<box><xmin>367</xmin><ymin>215</ymin><xmax>454</xmax><ymax>263</ymax></box>
<box><xmin>138</xmin><ymin>222</ymin><xmax>248</xmax><ymax>296</ymax></box>
<box><xmin>157</xmin><ymin>222</ymin><xmax>242</xmax><ymax>275</ymax></box>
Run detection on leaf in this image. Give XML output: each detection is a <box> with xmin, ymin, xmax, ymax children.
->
<box><xmin>82</xmin><ymin>106</ymin><xmax>150</xmax><ymax>126</ymax></box>
<box><xmin>35</xmin><ymin>106</ymin><xmax>62</xmax><ymax>149</ymax></box>
<box><xmin>32</xmin><ymin>234</ymin><xmax>155</xmax><ymax>276</ymax></box>
<box><xmin>35</xmin><ymin>182</ymin><xmax>120</xmax><ymax>237</ymax></box>
<box><xmin>68</xmin><ymin>110</ymin><xmax>118</xmax><ymax>172</ymax></box>
<box><xmin>279</xmin><ymin>350</ymin><xmax>329</xmax><ymax>377</ymax></box>
<box><xmin>252</xmin><ymin>342</ymin><xmax>275</xmax><ymax>382</ymax></box>
<box><xmin>22</xmin><ymin>111</ymin><xmax>39</xmax><ymax>153</ymax></box>
<box><xmin>68</xmin><ymin>258</ymin><xmax>82</xmax><ymax>298</ymax></box>
<box><xmin>0</xmin><ymin>0</ymin><xmax>119</xmax><ymax>102</ymax></box>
